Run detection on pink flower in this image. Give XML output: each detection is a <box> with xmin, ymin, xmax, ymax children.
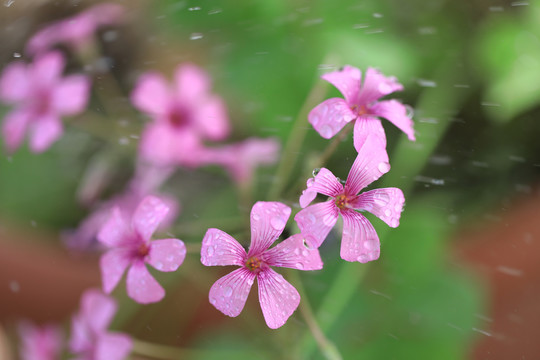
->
<box><xmin>97</xmin><ymin>196</ymin><xmax>186</xmax><ymax>304</ymax></box>
<box><xmin>69</xmin><ymin>289</ymin><xmax>132</xmax><ymax>360</ymax></box>
<box><xmin>18</xmin><ymin>321</ymin><xmax>63</xmax><ymax>360</ymax></box>
<box><xmin>295</xmin><ymin>136</ymin><xmax>405</xmax><ymax>263</ymax></box>
<box><xmin>309</xmin><ymin>65</ymin><xmax>415</xmax><ymax>151</ymax></box>
<box><xmin>131</xmin><ymin>63</ymin><xmax>230</xmax><ymax>166</ymax></box>
<box><xmin>201</xmin><ymin>201</ymin><xmax>323</xmax><ymax>329</ymax></box>
<box><xmin>0</xmin><ymin>51</ymin><xmax>90</xmax><ymax>153</ymax></box>
<box><xmin>26</xmin><ymin>3</ymin><xmax>125</xmax><ymax>56</ymax></box>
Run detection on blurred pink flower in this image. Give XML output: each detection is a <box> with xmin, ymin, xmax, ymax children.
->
<box><xmin>131</xmin><ymin>63</ymin><xmax>230</xmax><ymax>166</ymax></box>
<box><xmin>69</xmin><ymin>289</ymin><xmax>132</xmax><ymax>360</ymax></box>
<box><xmin>201</xmin><ymin>201</ymin><xmax>323</xmax><ymax>329</ymax></box>
<box><xmin>295</xmin><ymin>136</ymin><xmax>404</xmax><ymax>263</ymax></box>
<box><xmin>309</xmin><ymin>65</ymin><xmax>415</xmax><ymax>151</ymax></box>
<box><xmin>98</xmin><ymin>196</ymin><xmax>186</xmax><ymax>304</ymax></box>
<box><xmin>0</xmin><ymin>51</ymin><xmax>90</xmax><ymax>153</ymax></box>
<box><xmin>18</xmin><ymin>322</ymin><xmax>63</xmax><ymax>360</ymax></box>
<box><xmin>26</xmin><ymin>3</ymin><xmax>125</xmax><ymax>56</ymax></box>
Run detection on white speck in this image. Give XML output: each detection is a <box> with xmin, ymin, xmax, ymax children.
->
<box><xmin>365</xmin><ymin>29</ymin><xmax>384</xmax><ymax>34</ymax></box>
<box><xmin>303</xmin><ymin>18</ymin><xmax>323</xmax><ymax>26</ymax></box>
<box><xmin>208</xmin><ymin>8</ymin><xmax>222</xmax><ymax>15</ymax></box>
<box><xmin>429</xmin><ymin>154</ymin><xmax>452</xmax><ymax>165</ymax></box>
<box><xmin>118</xmin><ymin>137</ymin><xmax>129</xmax><ymax>145</ymax></box>
<box><xmin>472</xmin><ymin>327</ymin><xmax>492</xmax><ymax>336</ymax></box>
<box><xmin>496</xmin><ymin>266</ymin><xmax>523</xmax><ymax>277</ymax></box>
<box><xmin>190</xmin><ymin>33</ymin><xmax>203</xmax><ymax>40</ymax></box>
<box><xmin>481</xmin><ymin>101</ymin><xmax>501</xmax><ymax>107</ymax></box>
<box><xmin>415</xmin><ymin>175</ymin><xmax>445</xmax><ymax>186</ymax></box>
<box><xmin>188</xmin><ymin>6</ymin><xmax>201</xmax><ymax>11</ymax></box>
<box><xmin>4</xmin><ymin>0</ymin><xmax>14</xmax><ymax>7</ymax></box>
<box><xmin>13</xmin><ymin>52</ymin><xmax>21</xmax><ymax>58</ymax></box>
<box><xmin>454</xmin><ymin>84</ymin><xmax>470</xmax><ymax>88</ymax></box>
<box><xmin>370</xmin><ymin>289</ymin><xmax>391</xmax><ymax>300</ymax></box>
<box><xmin>353</xmin><ymin>24</ymin><xmax>369</xmax><ymax>29</ymax></box>
<box><xmin>418</xmin><ymin>27</ymin><xmax>437</xmax><ymax>35</ymax></box>
<box><xmin>509</xmin><ymin>155</ymin><xmax>526</xmax><ymax>163</ymax></box>
<box><xmin>9</xmin><ymin>281</ymin><xmax>20</xmax><ymax>292</ymax></box>
<box><xmin>417</xmin><ymin>79</ymin><xmax>437</xmax><ymax>87</ymax></box>
<box><xmin>489</xmin><ymin>6</ymin><xmax>504</xmax><ymax>11</ymax></box>
<box><xmin>475</xmin><ymin>313</ymin><xmax>493</xmax><ymax>322</ymax></box>
<box><xmin>511</xmin><ymin>1</ymin><xmax>528</xmax><ymax>6</ymax></box>
<box><xmin>373</xmin><ymin>13</ymin><xmax>383</xmax><ymax>18</ymax></box>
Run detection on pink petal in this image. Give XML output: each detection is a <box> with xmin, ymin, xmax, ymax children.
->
<box><xmin>28</xmin><ymin>114</ymin><xmax>63</xmax><ymax>153</ymax></box>
<box><xmin>18</xmin><ymin>322</ymin><xmax>63</xmax><ymax>360</ymax></box>
<box><xmin>0</xmin><ymin>62</ymin><xmax>29</xmax><ymax>103</ymax></box>
<box><xmin>52</xmin><ymin>74</ymin><xmax>90</xmax><ymax>115</ymax></box>
<box><xmin>192</xmin><ymin>95</ymin><xmax>230</xmax><ymax>140</ymax></box>
<box><xmin>80</xmin><ymin>289</ymin><xmax>117</xmax><ymax>332</ymax></box>
<box><xmin>340</xmin><ymin>210</ymin><xmax>380</xmax><ymax>263</ymax></box>
<box><xmin>345</xmin><ymin>135</ymin><xmax>390</xmax><ymax>195</ymax></box>
<box><xmin>264</xmin><ymin>234</ymin><xmax>323</xmax><ymax>271</ymax></box>
<box><xmin>308</xmin><ymin>98</ymin><xmax>356</xmax><ymax>139</ymax></box>
<box><xmin>2</xmin><ymin>108</ymin><xmax>30</xmax><ymax>153</ymax></box>
<box><xmin>131</xmin><ymin>72</ymin><xmax>170</xmax><ymax>115</ymax></box>
<box><xmin>95</xmin><ymin>333</ymin><xmax>132</xmax><ymax>360</ymax></box>
<box><xmin>174</xmin><ymin>63</ymin><xmax>211</xmax><ymax>103</ymax></box>
<box><xmin>321</xmin><ymin>65</ymin><xmax>362</xmax><ymax>104</ymax></box>
<box><xmin>100</xmin><ymin>249</ymin><xmax>132</xmax><ymax>294</ymax></box>
<box><xmin>32</xmin><ymin>51</ymin><xmax>65</xmax><ymax>87</ymax></box>
<box><xmin>131</xmin><ymin>196</ymin><xmax>169</xmax><ymax>241</ymax></box>
<box><xmin>25</xmin><ymin>25</ymin><xmax>58</xmax><ymax>56</ymax></box>
<box><xmin>370</xmin><ymin>99</ymin><xmax>416</xmax><ymax>141</ymax></box>
<box><xmin>294</xmin><ymin>201</ymin><xmax>339</xmax><ymax>248</ymax></box>
<box><xmin>97</xmin><ymin>207</ymin><xmax>131</xmax><ymax>248</ymax></box>
<box><xmin>208</xmin><ymin>268</ymin><xmax>255</xmax><ymax>317</ymax></box>
<box><xmin>147</xmin><ymin>238</ymin><xmax>186</xmax><ymax>272</ymax></box>
<box><xmin>139</xmin><ymin>123</ymin><xmax>200</xmax><ymax>166</ymax></box>
<box><xmin>126</xmin><ymin>261</ymin><xmax>165</xmax><ymax>304</ymax></box>
<box><xmin>354</xmin><ymin>188</ymin><xmax>405</xmax><ymax>228</ymax></box>
<box><xmin>201</xmin><ymin>228</ymin><xmax>246</xmax><ymax>266</ymax></box>
<box><xmin>248</xmin><ymin>202</ymin><xmax>291</xmax><ymax>257</ymax></box>
<box><xmin>352</xmin><ymin>116</ymin><xmax>386</xmax><ymax>151</ymax></box>
<box><xmin>257</xmin><ymin>268</ymin><xmax>300</xmax><ymax>329</ymax></box>
<box><xmin>69</xmin><ymin>316</ymin><xmax>91</xmax><ymax>354</ymax></box>
<box><xmin>299</xmin><ymin>178</ymin><xmax>317</xmax><ymax>208</ymax></box>
<box><xmin>356</xmin><ymin>67</ymin><xmax>403</xmax><ymax>105</ymax></box>
<box><xmin>307</xmin><ymin>168</ymin><xmax>343</xmax><ymax>198</ymax></box>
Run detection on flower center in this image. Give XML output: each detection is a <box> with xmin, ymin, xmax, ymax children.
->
<box><xmin>137</xmin><ymin>243</ymin><xmax>150</xmax><ymax>257</ymax></box>
<box><xmin>245</xmin><ymin>256</ymin><xmax>264</xmax><ymax>274</ymax></box>
<box><xmin>169</xmin><ymin>107</ymin><xmax>189</xmax><ymax>128</ymax></box>
<box><xmin>335</xmin><ymin>194</ymin><xmax>349</xmax><ymax>209</ymax></box>
<box><xmin>351</xmin><ymin>104</ymin><xmax>368</xmax><ymax>116</ymax></box>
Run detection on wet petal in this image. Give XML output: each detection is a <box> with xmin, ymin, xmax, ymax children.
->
<box><xmin>2</xmin><ymin>108</ymin><xmax>30</xmax><ymax>153</ymax></box>
<box><xmin>308</xmin><ymin>98</ymin><xmax>356</xmax><ymax>139</ymax></box>
<box><xmin>340</xmin><ymin>210</ymin><xmax>380</xmax><ymax>263</ymax></box>
<box><xmin>97</xmin><ymin>207</ymin><xmax>131</xmax><ymax>247</ymax></box>
<box><xmin>346</xmin><ymin>135</ymin><xmax>390</xmax><ymax>195</ymax></box>
<box><xmin>248</xmin><ymin>202</ymin><xmax>291</xmax><ymax>257</ymax></box>
<box><xmin>174</xmin><ymin>63</ymin><xmax>211</xmax><ymax>102</ymax></box>
<box><xmin>131</xmin><ymin>72</ymin><xmax>170</xmax><ymax>115</ymax></box>
<box><xmin>126</xmin><ymin>261</ymin><xmax>165</xmax><ymax>304</ymax></box>
<box><xmin>131</xmin><ymin>196</ymin><xmax>169</xmax><ymax>241</ymax></box>
<box><xmin>321</xmin><ymin>65</ymin><xmax>362</xmax><ymax>104</ymax></box>
<box><xmin>28</xmin><ymin>114</ymin><xmax>63</xmax><ymax>153</ymax></box>
<box><xmin>308</xmin><ymin>168</ymin><xmax>343</xmax><ymax>198</ymax></box>
<box><xmin>370</xmin><ymin>99</ymin><xmax>416</xmax><ymax>141</ymax></box>
<box><xmin>264</xmin><ymin>234</ymin><xmax>323</xmax><ymax>271</ymax></box>
<box><xmin>192</xmin><ymin>95</ymin><xmax>230</xmax><ymax>140</ymax></box>
<box><xmin>354</xmin><ymin>188</ymin><xmax>404</xmax><ymax>228</ymax></box>
<box><xmin>0</xmin><ymin>62</ymin><xmax>29</xmax><ymax>103</ymax></box>
<box><xmin>356</xmin><ymin>67</ymin><xmax>403</xmax><ymax>105</ymax></box>
<box><xmin>294</xmin><ymin>201</ymin><xmax>338</xmax><ymax>249</ymax></box>
<box><xmin>52</xmin><ymin>74</ymin><xmax>90</xmax><ymax>115</ymax></box>
<box><xmin>201</xmin><ymin>228</ymin><xmax>246</xmax><ymax>266</ymax></box>
<box><xmin>147</xmin><ymin>238</ymin><xmax>186</xmax><ymax>272</ymax></box>
<box><xmin>139</xmin><ymin>123</ymin><xmax>200</xmax><ymax>166</ymax></box>
<box><xmin>32</xmin><ymin>51</ymin><xmax>65</xmax><ymax>86</ymax></box>
<box><xmin>257</xmin><ymin>268</ymin><xmax>300</xmax><ymax>329</ymax></box>
<box><xmin>95</xmin><ymin>333</ymin><xmax>132</xmax><ymax>360</ymax></box>
<box><xmin>208</xmin><ymin>268</ymin><xmax>255</xmax><ymax>317</ymax></box>
<box><xmin>100</xmin><ymin>249</ymin><xmax>131</xmax><ymax>294</ymax></box>
<box><xmin>299</xmin><ymin>179</ymin><xmax>317</xmax><ymax>208</ymax></box>
<box><xmin>80</xmin><ymin>289</ymin><xmax>117</xmax><ymax>332</ymax></box>
<box><xmin>352</xmin><ymin>116</ymin><xmax>386</xmax><ymax>151</ymax></box>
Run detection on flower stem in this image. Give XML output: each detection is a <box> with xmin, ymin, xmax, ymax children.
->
<box><xmin>315</xmin><ymin>121</ymin><xmax>354</xmax><ymax>169</ymax></box>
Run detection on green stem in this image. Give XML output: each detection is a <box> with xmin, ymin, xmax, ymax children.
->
<box><xmin>315</xmin><ymin>122</ymin><xmax>354</xmax><ymax>169</ymax></box>
<box><xmin>131</xmin><ymin>339</ymin><xmax>263</xmax><ymax>359</ymax></box>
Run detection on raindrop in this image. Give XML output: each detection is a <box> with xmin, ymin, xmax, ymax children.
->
<box><xmin>13</xmin><ymin>52</ymin><xmax>21</xmax><ymax>58</ymax></box>
<box><xmin>270</xmin><ymin>216</ymin><xmax>285</xmax><ymax>230</ymax></box>
<box><xmin>302</xmin><ymin>249</ymin><xmax>309</xmax><ymax>257</ymax></box>
<box><xmin>252</xmin><ymin>213</ymin><xmax>260</xmax><ymax>221</ymax></box>
<box><xmin>210</xmin><ymin>297</ymin><xmax>216</xmax><ymax>305</ymax></box>
<box><xmin>207</xmin><ymin>246</ymin><xmax>215</xmax><ymax>256</ymax></box>
<box><xmin>384</xmin><ymin>209</ymin><xmax>392</xmax><ymax>217</ymax></box>
<box><xmin>190</xmin><ymin>33</ymin><xmax>203</xmax><ymax>40</ymax></box>
<box><xmin>357</xmin><ymin>254</ymin><xmax>368</xmax><ymax>263</ymax></box>
<box><xmin>188</xmin><ymin>6</ymin><xmax>201</xmax><ymax>11</ymax></box>
<box><xmin>378</xmin><ymin>162</ymin><xmax>391</xmax><ymax>173</ymax></box>
<box><xmin>312</xmin><ymin>168</ymin><xmax>321</xmax><ymax>177</ymax></box>
<box><xmin>319</xmin><ymin>124</ymin><xmax>333</xmax><ymax>138</ymax></box>
<box><xmin>364</xmin><ymin>240</ymin><xmax>378</xmax><ymax>250</ymax></box>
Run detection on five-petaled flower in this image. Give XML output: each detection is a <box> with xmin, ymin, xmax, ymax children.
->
<box><xmin>295</xmin><ymin>136</ymin><xmax>405</xmax><ymax>263</ymax></box>
<box><xmin>69</xmin><ymin>289</ymin><xmax>132</xmax><ymax>360</ymax></box>
<box><xmin>0</xmin><ymin>51</ymin><xmax>90</xmax><ymax>153</ymax></box>
<box><xmin>18</xmin><ymin>321</ymin><xmax>63</xmax><ymax>360</ymax></box>
<box><xmin>131</xmin><ymin>63</ymin><xmax>230</xmax><ymax>166</ymax></box>
<box><xmin>309</xmin><ymin>65</ymin><xmax>415</xmax><ymax>151</ymax></box>
<box><xmin>201</xmin><ymin>201</ymin><xmax>323</xmax><ymax>329</ymax></box>
<box><xmin>97</xmin><ymin>196</ymin><xmax>186</xmax><ymax>304</ymax></box>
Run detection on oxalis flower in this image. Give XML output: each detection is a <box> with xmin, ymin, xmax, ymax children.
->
<box><xmin>201</xmin><ymin>201</ymin><xmax>323</xmax><ymax>329</ymax></box>
<box><xmin>295</xmin><ymin>135</ymin><xmax>405</xmax><ymax>263</ymax></box>
<box><xmin>309</xmin><ymin>65</ymin><xmax>415</xmax><ymax>151</ymax></box>
<box><xmin>18</xmin><ymin>321</ymin><xmax>63</xmax><ymax>360</ymax></box>
<box><xmin>0</xmin><ymin>51</ymin><xmax>90</xmax><ymax>153</ymax></box>
<box><xmin>97</xmin><ymin>196</ymin><xmax>186</xmax><ymax>304</ymax></box>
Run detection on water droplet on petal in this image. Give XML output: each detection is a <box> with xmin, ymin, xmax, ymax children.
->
<box><xmin>378</xmin><ymin>162</ymin><xmax>391</xmax><ymax>173</ymax></box>
<box><xmin>210</xmin><ymin>297</ymin><xmax>217</xmax><ymax>305</ymax></box>
<box><xmin>207</xmin><ymin>246</ymin><xmax>215</xmax><ymax>256</ymax></box>
<box><xmin>384</xmin><ymin>209</ymin><xmax>392</xmax><ymax>217</ymax></box>
<box><xmin>252</xmin><ymin>213</ymin><xmax>260</xmax><ymax>221</ymax></box>
<box><xmin>270</xmin><ymin>216</ymin><xmax>286</xmax><ymax>230</ymax></box>
<box><xmin>364</xmin><ymin>239</ymin><xmax>378</xmax><ymax>250</ymax></box>
<box><xmin>295</xmin><ymin>262</ymin><xmax>304</xmax><ymax>269</ymax></box>
<box><xmin>357</xmin><ymin>254</ymin><xmax>369</xmax><ymax>263</ymax></box>
<box><xmin>319</xmin><ymin>124</ymin><xmax>333</xmax><ymax>138</ymax></box>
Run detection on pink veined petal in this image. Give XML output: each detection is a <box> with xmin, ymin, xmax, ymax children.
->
<box><xmin>356</xmin><ymin>67</ymin><xmax>404</xmax><ymax>105</ymax></box>
<box><xmin>192</xmin><ymin>95</ymin><xmax>230</xmax><ymax>140</ymax></box>
<box><xmin>174</xmin><ymin>63</ymin><xmax>211</xmax><ymax>103</ymax></box>
<box><xmin>308</xmin><ymin>98</ymin><xmax>356</xmax><ymax>139</ymax></box>
<box><xmin>80</xmin><ymin>289</ymin><xmax>117</xmax><ymax>333</ymax></box>
<box><xmin>299</xmin><ymin>187</ymin><xmax>317</xmax><ymax>208</ymax></box>
<box><xmin>369</xmin><ymin>99</ymin><xmax>416</xmax><ymax>141</ymax></box>
<box><xmin>147</xmin><ymin>238</ymin><xmax>186</xmax><ymax>272</ymax></box>
<box><xmin>294</xmin><ymin>201</ymin><xmax>339</xmax><ymax>249</ymax></box>
<box><xmin>354</xmin><ymin>187</ymin><xmax>405</xmax><ymax>228</ymax></box>
<box><xmin>0</xmin><ymin>62</ymin><xmax>29</xmax><ymax>103</ymax></box>
<box><xmin>52</xmin><ymin>74</ymin><xmax>90</xmax><ymax>115</ymax></box>
<box><xmin>321</xmin><ymin>65</ymin><xmax>362</xmax><ymax>104</ymax></box>
<box><xmin>2</xmin><ymin>108</ymin><xmax>30</xmax><ymax>153</ymax></box>
<box><xmin>264</xmin><ymin>234</ymin><xmax>323</xmax><ymax>271</ymax></box>
<box><xmin>257</xmin><ymin>268</ymin><xmax>300</xmax><ymax>329</ymax></box>
<box><xmin>352</xmin><ymin>115</ymin><xmax>387</xmax><ymax>151</ymax></box>
<box><xmin>97</xmin><ymin>207</ymin><xmax>131</xmax><ymax>248</ymax></box>
<box><xmin>248</xmin><ymin>202</ymin><xmax>291</xmax><ymax>257</ymax></box>
<box><xmin>345</xmin><ymin>135</ymin><xmax>390</xmax><ymax>195</ymax></box>
<box><xmin>28</xmin><ymin>114</ymin><xmax>63</xmax><ymax>153</ymax></box>
<box><xmin>131</xmin><ymin>195</ymin><xmax>169</xmax><ymax>241</ymax></box>
<box><xmin>94</xmin><ymin>333</ymin><xmax>132</xmax><ymax>360</ymax></box>
<box><xmin>201</xmin><ymin>228</ymin><xmax>246</xmax><ymax>266</ymax></box>
<box><xmin>100</xmin><ymin>249</ymin><xmax>132</xmax><ymax>294</ymax></box>
<box><xmin>32</xmin><ymin>51</ymin><xmax>65</xmax><ymax>87</ymax></box>
<box><xmin>309</xmin><ymin>168</ymin><xmax>343</xmax><ymax>198</ymax></box>
<box><xmin>131</xmin><ymin>72</ymin><xmax>170</xmax><ymax>116</ymax></box>
<box><xmin>208</xmin><ymin>268</ymin><xmax>256</xmax><ymax>317</ymax></box>
<box><xmin>126</xmin><ymin>261</ymin><xmax>165</xmax><ymax>304</ymax></box>
<box><xmin>340</xmin><ymin>210</ymin><xmax>380</xmax><ymax>263</ymax></box>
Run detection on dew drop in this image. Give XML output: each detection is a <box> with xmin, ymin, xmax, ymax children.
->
<box><xmin>364</xmin><ymin>240</ymin><xmax>378</xmax><ymax>250</ymax></box>
<box><xmin>302</xmin><ymin>249</ymin><xmax>309</xmax><ymax>257</ymax></box>
<box><xmin>357</xmin><ymin>254</ymin><xmax>369</xmax><ymax>263</ymax></box>
<box><xmin>319</xmin><ymin>124</ymin><xmax>333</xmax><ymax>138</ymax></box>
<box><xmin>252</xmin><ymin>213</ymin><xmax>260</xmax><ymax>221</ymax></box>
<box><xmin>384</xmin><ymin>209</ymin><xmax>392</xmax><ymax>217</ymax></box>
<box><xmin>210</xmin><ymin>297</ymin><xmax>217</xmax><ymax>305</ymax></box>
<box><xmin>378</xmin><ymin>162</ymin><xmax>391</xmax><ymax>173</ymax></box>
<box><xmin>270</xmin><ymin>216</ymin><xmax>286</xmax><ymax>230</ymax></box>
<box><xmin>206</xmin><ymin>246</ymin><xmax>215</xmax><ymax>256</ymax></box>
